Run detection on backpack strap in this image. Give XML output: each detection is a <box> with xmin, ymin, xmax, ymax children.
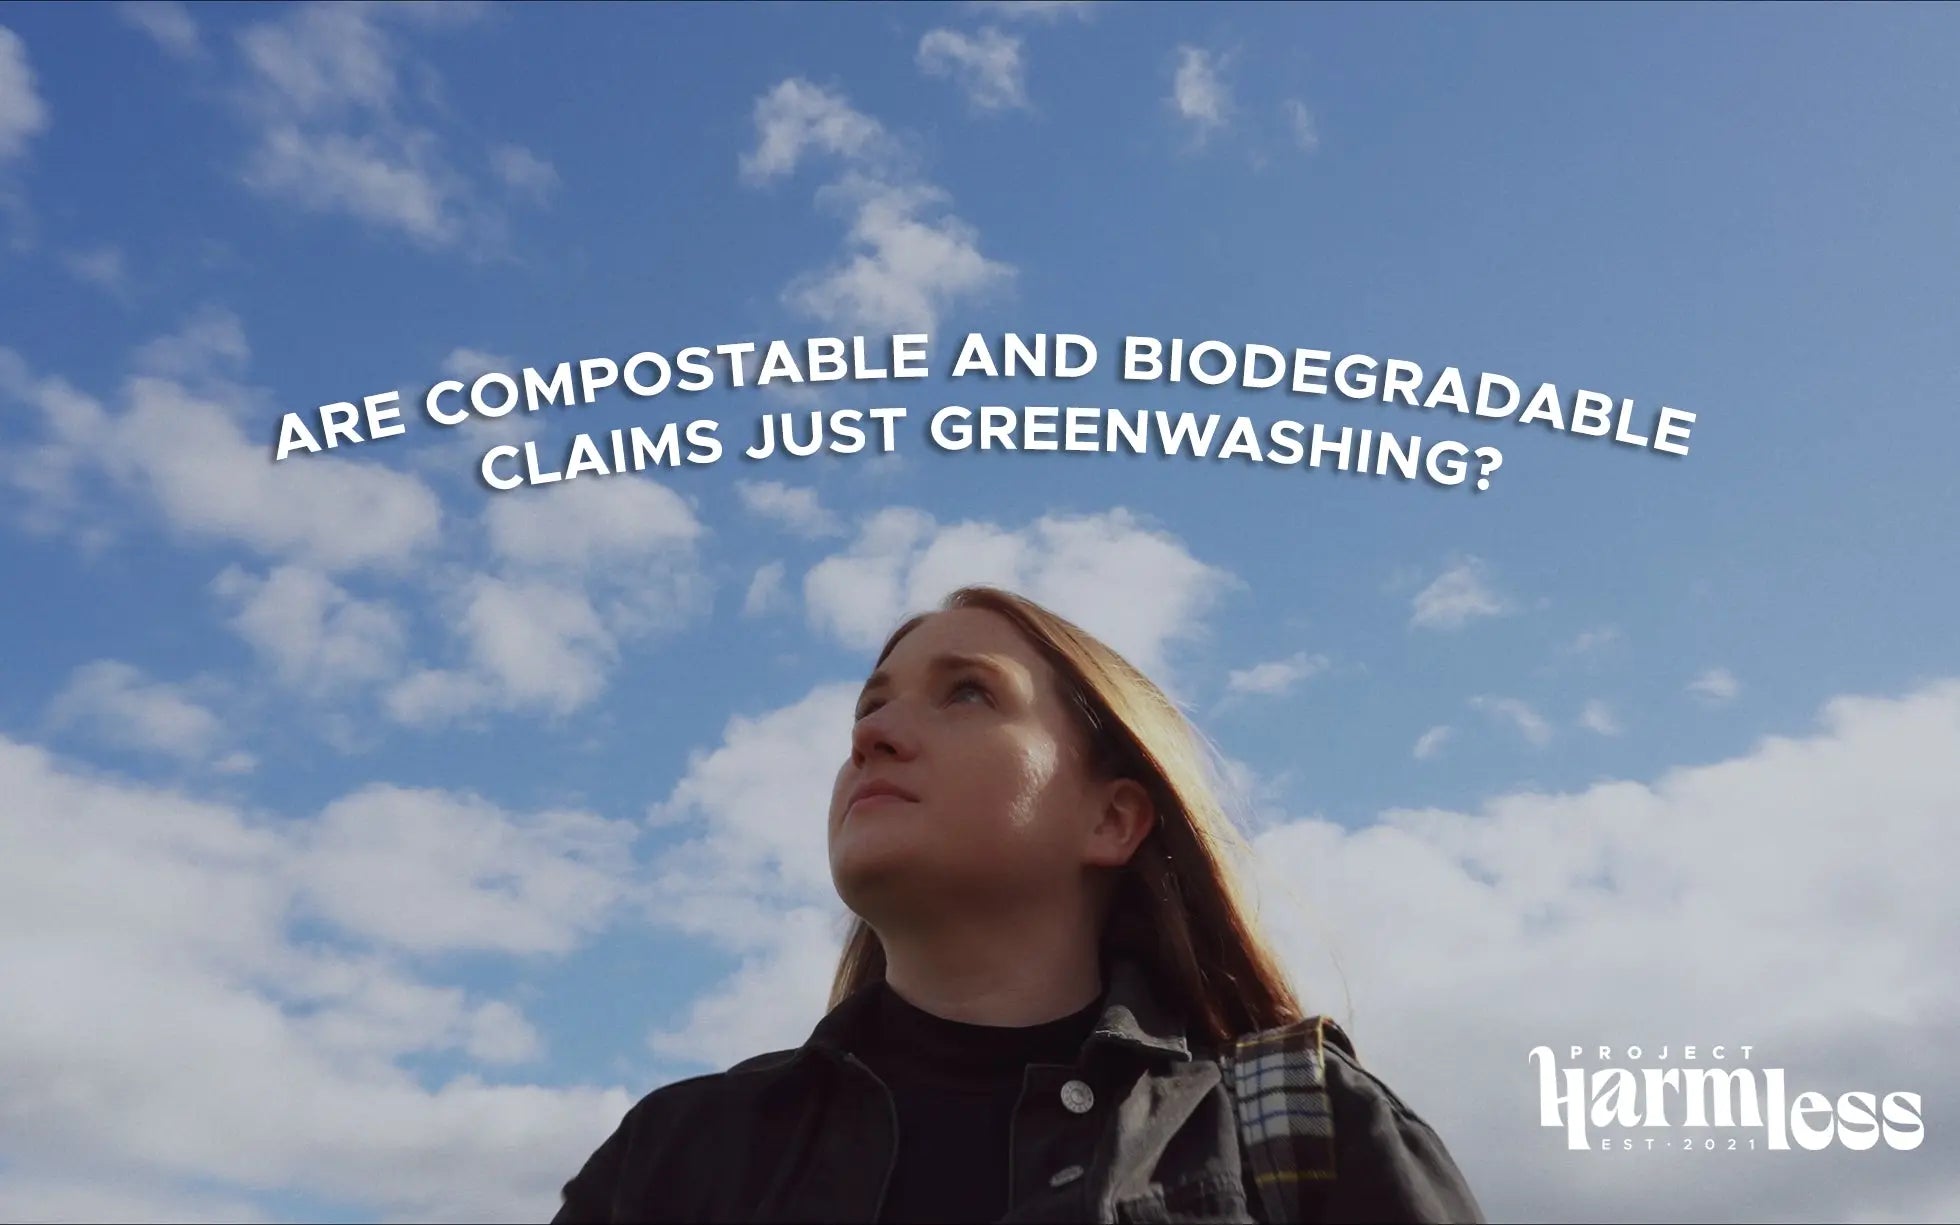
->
<box><xmin>1224</xmin><ymin>1015</ymin><xmax>1354</xmax><ymax>1222</ymax></box>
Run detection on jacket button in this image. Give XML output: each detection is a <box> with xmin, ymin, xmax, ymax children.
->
<box><xmin>1049</xmin><ymin>1164</ymin><xmax>1085</xmax><ymax>1187</ymax></box>
<box><xmin>1060</xmin><ymin>1079</ymin><xmax>1095</xmax><ymax>1113</ymax></box>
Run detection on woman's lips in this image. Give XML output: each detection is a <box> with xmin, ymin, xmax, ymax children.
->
<box><xmin>848</xmin><ymin>793</ymin><xmax>914</xmax><ymax>813</ymax></box>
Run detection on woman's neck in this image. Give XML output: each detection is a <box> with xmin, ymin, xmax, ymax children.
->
<box><xmin>878</xmin><ymin>910</ymin><xmax>1104</xmax><ymax>1027</ymax></box>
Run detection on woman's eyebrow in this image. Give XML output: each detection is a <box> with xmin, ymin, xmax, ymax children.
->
<box><xmin>858</xmin><ymin>652</ymin><xmax>1014</xmax><ymax>701</ymax></box>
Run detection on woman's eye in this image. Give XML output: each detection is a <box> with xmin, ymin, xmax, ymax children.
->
<box><xmin>854</xmin><ymin>681</ymin><xmax>987</xmax><ymax>720</ymax></box>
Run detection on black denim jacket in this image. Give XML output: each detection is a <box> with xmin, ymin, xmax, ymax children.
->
<box><xmin>553</xmin><ymin>961</ymin><xmax>1485</xmax><ymax>1223</ymax></box>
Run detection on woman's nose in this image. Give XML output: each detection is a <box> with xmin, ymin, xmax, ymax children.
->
<box><xmin>850</xmin><ymin>700</ymin><xmax>918</xmax><ymax>764</ymax></box>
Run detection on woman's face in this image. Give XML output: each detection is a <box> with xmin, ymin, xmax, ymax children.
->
<box><xmin>828</xmin><ymin>607</ymin><xmax>1137</xmax><ymax>920</ymax></box>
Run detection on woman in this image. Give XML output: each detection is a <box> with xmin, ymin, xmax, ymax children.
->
<box><xmin>555</xmin><ymin>586</ymin><xmax>1484</xmax><ymax>1223</ymax></box>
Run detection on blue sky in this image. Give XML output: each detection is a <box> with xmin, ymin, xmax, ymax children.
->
<box><xmin>2</xmin><ymin>3</ymin><xmax>1957</xmax><ymax>1222</ymax></box>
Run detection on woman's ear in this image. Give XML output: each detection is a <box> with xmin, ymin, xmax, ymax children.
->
<box><xmin>1084</xmin><ymin>777</ymin><xmax>1156</xmax><ymax>868</ymax></box>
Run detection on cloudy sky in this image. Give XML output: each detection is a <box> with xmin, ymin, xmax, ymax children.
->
<box><xmin>2</xmin><ymin>2</ymin><xmax>1956</xmax><ymax>1222</ymax></box>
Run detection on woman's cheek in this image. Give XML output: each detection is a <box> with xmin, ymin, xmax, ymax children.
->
<box><xmin>825</xmin><ymin>765</ymin><xmax>853</xmax><ymax>826</ymax></box>
<box><xmin>999</xmin><ymin>736</ymin><xmax>1062</xmax><ymax>831</ymax></box>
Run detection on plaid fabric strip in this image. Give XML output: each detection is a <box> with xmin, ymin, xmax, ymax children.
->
<box><xmin>1230</xmin><ymin>1016</ymin><xmax>1338</xmax><ymax>1220</ymax></box>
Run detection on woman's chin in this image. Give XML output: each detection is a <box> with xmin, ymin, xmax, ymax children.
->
<box><xmin>829</xmin><ymin>837</ymin><xmax>911</xmax><ymax>897</ymax></box>
<box><xmin>829</xmin><ymin>829</ymin><xmax>950</xmax><ymax>914</ymax></box>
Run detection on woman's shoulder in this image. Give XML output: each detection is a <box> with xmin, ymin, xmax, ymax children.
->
<box><xmin>1314</xmin><ymin>1032</ymin><xmax>1486</xmax><ymax>1224</ymax></box>
<box><xmin>585</xmin><ymin>1048</ymin><xmax>811</xmax><ymax>1169</ymax></box>
<box><xmin>619</xmin><ymin>1045</ymin><xmax>806</xmax><ymax>1127</ymax></box>
<box><xmin>551</xmin><ymin>1048</ymin><xmax>809</xmax><ymax>1224</ymax></box>
<box><xmin>1315</xmin><ymin>1027</ymin><xmax>1435</xmax><ymax>1132</ymax></box>
<box><xmin>1228</xmin><ymin>1017</ymin><xmax>1485</xmax><ymax>1224</ymax></box>
<box><xmin>1228</xmin><ymin>1014</ymin><xmax>1443</xmax><ymax>1136</ymax></box>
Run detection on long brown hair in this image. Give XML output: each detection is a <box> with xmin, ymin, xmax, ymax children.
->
<box><xmin>826</xmin><ymin>585</ymin><xmax>1305</xmax><ymax>1048</ymax></box>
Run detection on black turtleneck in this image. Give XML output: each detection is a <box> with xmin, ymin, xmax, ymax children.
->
<box><xmin>851</xmin><ymin>981</ymin><xmax>1103</xmax><ymax>1224</ymax></box>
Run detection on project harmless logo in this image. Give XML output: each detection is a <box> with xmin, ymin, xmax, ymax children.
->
<box><xmin>1528</xmin><ymin>1046</ymin><xmax>1924</xmax><ymax>1152</ymax></box>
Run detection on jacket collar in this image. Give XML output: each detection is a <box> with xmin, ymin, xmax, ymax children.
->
<box><xmin>798</xmin><ymin>955</ymin><xmax>1191</xmax><ymax>1067</ymax></box>
<box><xmin>1083</xmin><ymin>956</ymin><xmax>1191</xmax><ymax>1062</ymax></box>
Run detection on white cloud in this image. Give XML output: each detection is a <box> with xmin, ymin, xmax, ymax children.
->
<box><xmin>965</xmin><ymin>0</ymin><xmax>1099</xmax><ymax>18</ymax></box>
<box><xmin>212</xmin><ymin>564</ymin><xmax>408</xmax><ymax>694</ymax></box>
<box><xmin>0</xmin><ymin>26</ymin><xmax>47</xmax><ymax>162</ymax></box>
<box><xmin>1250</xmin><ymin>677</ymin><xmax>1960</xmax><ymax>1223</ymax></box>
<box><xmin>125</xmin><ymin>373</ymin><xmax>443</xmax><ymax>570</ymax></box>
<box><xmin>646</xmin><ymin>906</ymin><xmax>849</xmax><ymax>1069</ymax></box>
<box><xmin>233</xmin><ymin>6</ymin><xmax>452</xmax><ymax>243</ymax></box>
<box><xmin>298</xmin><ymin>783</ymin><xmax>640</xmax><ymax>956</ymax></box>
<box><xmin>464</xmin><ymin>999</ymin><xmax>545</xmax><ymax>1065</ymax></box>
<box><xmin>441</xmin><ymin>346</ymin><xmax>513</xmax><ymax>379</ymax></box>
<box><xmin>649</xmin><ymin>682</ymin><xmax>853</xmax><ymax>919</ymax></box>
<box><xmin>735</xmin><ymin>479</ymin><xmax>840</xmax><ymax>538</ymax></box>
<box><xmin>856</xmin><ymin>451</ymin><xmax>907</xmax><ymax>479</ymax></box>
<box><xmin>804</xmin><ymin>506</ymin><xmax>935</xmax><ymax>647</ymax></box>
<box><xmin>1561</xmin><ymin>624</ymin><xmax>1622</xmax><ymax>655</ymax></box>
<box><xmin>1282</xmin><ymin>97</ymin><xmax>1318</xmax><ymax>152</ymax></box>
<box><xmin>0</xmin><ymin>352</ymin><xmax>113</xmax><ymax>534</ymax></box>
<box><xmin>739</xmin><ymin>78</ymin><xmax>890</xmax><ymax>185</ymax></box>
<box><xmin>0</xmin><ymin>734</ymin><xmax>636</xmax><ymax>1221</ymax></box>
<box><xmin>1579</xmin><ymin>698</ymin><xmax>1622</xmax><ymax>736</ymax></box>
<box><xmin>244</xmin><ymin>125</ymin><xmax>462</xmax><ymax>243</ymax></box>
<box><xmin>742</xmin><ymin>79</ymin><xmax>1012</xmax><ymax>334</ymax></box>
<box><xmin>391</xmin><ymin>475</ymin><xmax>710</xmax><ymax>725</ymax></box>
<box><xmin>490</xmin><ymin>143</ymin><xmax>558</xmax><ymax>201</ymax></box>
<box><xmin>237</xmin><ymin>3</ymin><xmax>398</xmax><ymax>116</ymax></box>
<box><xmin>918</xmin><ymin>27</ymin><xmax>1028</xmax><ymax>112</ymax></box>
<box><xmin>743</xmin><ymin>561</ymin><xmax>788</xmax><ymax>617</ymax></box>
<box><xmin>485</xmin><ymin>476</ymin><xmax>702</xmax><ymax>571</ymax></box>
<box><xmin>1170</xmin><ymin>46</ymin><xmax>1229</xmax><ymax>142</ymax></box>
<box><xmin>287</xmin><ymin>955</ymin><xmax>549</xmax><ymax>1069</ymax></box>
<box><xmin>384</xmin><ymin>667</ymin><xmax>488</xmax><ymax>727</ymax></box>
<box><xmin>1469</xmin><ymin>694</ymin><xmax>1553</xmax><ymax>747</ymax></box>
<box><xmin>381</xmin><ymin>478</ymin><xmax>708</xmax><ymax>725</ymax></box>
<box><xmin>1413</xmin><ymin>724</ymin><xmax>1453</xmax><ymax>760</ymax></box>
<box><xmin>64</xmin><ymin>244</ymin><xmax>130</xmax><ymax>294</ymax></box>
<box><xmin>786</xmin><ymin>171</ymin><xmax>1014</xmax><ymax>335</ymax></box>
<box><xmin>1410</xmin><ymin>555</ymin><xmax>1511</xmax><ymax>630</ymax></box>
<box><xmin>0</xmin><ymin>1172</ymin><xmax>262</xmax><ymax>1223</ymax></box>
<box><xmin>131</xmin><ymin>305</ymin><xmax>250</xmax><ymax>381</ymax></box>
<box><xmin>1209</xmin><ymin>751</ymin><xmax>1294</xmax><ymax>838</ymax></box>
<box><xmin>231</xmin><ymin>5</ymin><xmax>532</xmax><ymax>248</ymax></box>
<box><xmin>1</xmin><ymin>328</ymin><xmax>444</xmax><ymax>571</ymax></box>
<box><xmin>1690</xmin><ymin>666</ymin><xmax>1741</xmax><ymax>704</ymax></box>
<box><xmin>45</xmin><ymin>661</ymin><xmax>235</xmax><ymax>766</ymax></box>
<box><xmin>1225</xmin><ymin>650</ymin><xmax>1329</xmax><ymax>698</ymax></box>
<box><xmin>803</xmin><ymin>505</ymin><xmax>1230</xmax><ymax>679</ymax></box>
<box><xmin>388</xmin><ymin>576</ymin><xmax>615</xmax><ymax>724</ymax></box>
<box><xmin>118</xmin><ymin>0</ymin><xmax>202</xmax><ymax>60</ymax></box>
<box><xmin>641</xmin><ymin>683</ymin><xmax>863</xmax><ymax>1062</ymax></box>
